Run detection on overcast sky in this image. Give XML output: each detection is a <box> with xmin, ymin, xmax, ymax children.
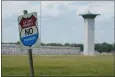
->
<box><xmin>2</xmin><ymin>1</ymin><xmax>114</xmax><ymax>44</ymax></box>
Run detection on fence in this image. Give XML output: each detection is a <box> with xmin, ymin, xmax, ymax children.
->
<box><xmin>2</xmin><ymin>44</ymin><xmax>81</xmax><ymax>55</ymax></box>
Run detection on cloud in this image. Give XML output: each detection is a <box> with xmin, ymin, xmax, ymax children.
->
<box><xmin>88</xmin><ymin>1</ymin><xmax>114</xmax><ymax>18</ymax></box>
<box><xmin>2</xmin><ymin>1</ymin><xmax>114</xmax><ymax>43</ymax></box>
<box><xmin>2</xmin><ymin>1</ymin><xmax>113</xmax><ymax>21</ymax></box>
<box><xmin>40</xmin><ymin>1</ymin><xmax>114</xmax><ymax>24</ymax></box>
<box><xmin>2</xmin><ymin>1</ymin><xmax>40</xmax><ymax>20</ymax></box>
<box><xmin>66</xmin><ymin>1</ymin><xmax>114</xmax><ymax>17</ymax></box>
<box><xmin>2</xmin><ymin>1</ymin><xmax>28</xmax><ymax>19</ymax></box>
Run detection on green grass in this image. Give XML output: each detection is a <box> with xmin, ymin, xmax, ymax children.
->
<box><xmin>2</xmin><ymin>55</ymin><xmax>114</xmax><ymax>76</ymax></box>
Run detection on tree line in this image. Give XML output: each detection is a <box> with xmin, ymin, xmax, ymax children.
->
<box><xmin>2</xmin><ymin>42</ymin><xmax>115</xmax><ymax>53</ymax></box>
<box><xmin>41</xmin><ymin>42</ymin><xmax>115</xmax><ymax>53</ymax></box>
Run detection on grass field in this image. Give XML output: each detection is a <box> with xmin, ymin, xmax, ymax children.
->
<box><xmin>2</xmin><ymin>55</ymin><xmax>114</xmax><ymax>76</ymax></box>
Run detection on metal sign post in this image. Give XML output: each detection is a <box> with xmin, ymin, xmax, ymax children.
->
<box><xmin>28</xmin><ymin>48</ymin><xmax>34</xmax><ymax>77</ymax></box>
<box><xmin>23</xmin><ymin>10</ymin><xmax>34</xmax><ymax>77</ymax></box>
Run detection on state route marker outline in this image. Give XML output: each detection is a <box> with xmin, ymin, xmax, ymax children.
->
<box><xmin>18</xmin><ymin>12</ymin><xmax>39</xmax><ymax>48</ymax></box>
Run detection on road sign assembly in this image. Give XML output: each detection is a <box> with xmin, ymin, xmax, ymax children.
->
<box><xmin>18</xmin><ymin>11</ymin><xmax>39</xmax><ymax>77</ymax></box>
<box><xmin>18</xmin><ymin>12</ymin><xmax>39</xmax><ymax>49</ymax></box>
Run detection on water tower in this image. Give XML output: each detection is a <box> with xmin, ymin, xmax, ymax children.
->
<box><xmin>79</xmin><ymin>10</ymin><xmax>100</xmax><ymax>56</ymax></box>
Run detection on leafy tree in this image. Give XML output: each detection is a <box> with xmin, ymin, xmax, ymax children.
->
<box><xmin>64</xmin><ymin>43</ymin><xmax>71</xmax><ymax>46</ymax></box>
<box><xmin>46</xmin><ymin>43</ymin><xmax>63</xmax><ymax>46</ymax></box>
<box><xmin>102</xmin><ymin>42</ymin><xmax>113</xmax><ymax>53</ymax></box>
<box><xmin>95</xmin><ymin>43</ymin><xmax>102</xmax><ymax>53</ymax></box>
<box><xmin>16</xmin><ymin>41</ymin><xmax>20</xmax><ymax>45</ymax></box>
<box><xmin>71</xmin><ymin>43</ymin><xmax>77</xmax><ymax>47</ymax></box>
<box><xmin>71</xmin><ymin>43</ymin><xmax>83</xmax><ymax>51</ymax></box>
<box><xmin>95</xmin><ymin>42</ymin><xmax>113</xmax><ymax>53</ymax></box>
<box><xmin>79</xmin><ymin>44</ymin><xmax>83</xmax><ymax>51</ymax></box>
<box><xmin>41</xmin><ymin>43</ymin><xmax>45</xmax><ymax>46</ymax></box>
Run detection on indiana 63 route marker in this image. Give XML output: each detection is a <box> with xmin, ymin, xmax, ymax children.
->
<box><xmin>18</xmin><ymin>12</ymin><xmax>39</xmax><ymax>48</ymax></box>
